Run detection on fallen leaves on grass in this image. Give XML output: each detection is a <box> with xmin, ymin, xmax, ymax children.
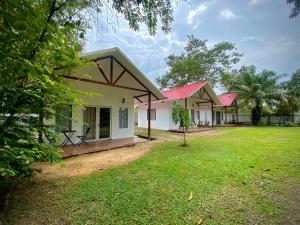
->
<box><xmin>197</xmin><ymin>217</ymin><xmax>203</xmax><ymax>224</ymax></box>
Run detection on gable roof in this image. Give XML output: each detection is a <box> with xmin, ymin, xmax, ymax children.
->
<box><xmin>138</xmin><ymin>81</ymin><xmax>221</xmax><ymax>105</ymax></box>
<box><xmin>218</xmin><ymin>93</ymin><xmax>238</xmax><ymax>107</ymax></box>
<box><xmin>162</xmin><ymin>81</ymin><xmax>207</xmax><ymax>100</ymax></box>
<box><xmin>67</xmin><ymin>47</ymin><xmax>165</xmax><ymax>102</ymax></box>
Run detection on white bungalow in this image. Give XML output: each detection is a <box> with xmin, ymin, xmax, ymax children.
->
<box><xmin>51</xmin><ymin>48</ymin><xmax>164</xmax><ymax>156</ymax></box>
<box><xmin>137</xmin><ymin>81</ymin><xmax>222</xmax><ymax>131</ymax></box>
<box><xmin>215</xmin><ymin>93</ymin><xmax>239</xmax><ymax>125</ymax></box>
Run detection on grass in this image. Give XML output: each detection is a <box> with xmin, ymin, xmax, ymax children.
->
<box><xmin>4</xmin><ymin>127</ymin><xmax>300</xmax><ymax>225</ymax></box>
<box><xmin>135</xmin><ymin>126</ymin><xmax>182</xmax><ymax>140</ymax></box>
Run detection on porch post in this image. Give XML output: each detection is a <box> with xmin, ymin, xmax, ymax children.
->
<box><xmin>211</xmin><ymin>101</ymin><xmax>214</xmax><ymax>128</ymax></box>
<box><xmin>236</xmin><ymin>106</ymin><xmax>239</xmax><ymax>124</ymax></box>
<box><xmin>185</xmin><ymin>98</ymin><xmax>188</xmax><ymax>132</ymax></box>
<box><xmin>198</xmin><ymin>103</ymin><xmax>200</xmax><ymax>127</ymax></box>
<box><xmin>225</xmin><ymin>106</ymin><xmax>227</xmax><ymax>124</ymax></box>
<box><xmin>147</xmin><ymin>92</ymin><xmax>151</xmax><ymax>141</ymax></box>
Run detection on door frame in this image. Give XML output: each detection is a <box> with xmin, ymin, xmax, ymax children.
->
<box><xmin>82</xmin><ymin>105</ymin><xmax>112</xmax><ymax>141</ymax></box>
<box><xmin>82</xmin><ymin>106</ymin><xmax>97</xmax><ymax>141</ymax></box>
<box><xmin>98</xmin><ymin>106</ymin><xmax>112</xmax><ymax>140</ymax></box>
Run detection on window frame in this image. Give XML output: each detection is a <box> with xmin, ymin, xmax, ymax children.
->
<box><xmin>147</xmin><ymin>108</ymin><xmax>156</xmax><ymax>120</ymax></box>
<box><xmin>119</xmin><ymin>107</ymin><xmax>128</xmax><ymax>129</ymax></box>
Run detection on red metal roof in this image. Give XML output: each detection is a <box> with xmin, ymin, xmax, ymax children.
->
<box><xmin>162</xmin><ymin>81</ymin><xmax>208</xmax><ymax>101</ymax></box>
<box><xmin>218</xmin><ymin>93</ymin><xmax>238</xmax><ymax>107</ymax></box>
<box><xmin>137</xmin><ymin>80</ymin><xmax>217</xmax><ymax>106</ymax></box>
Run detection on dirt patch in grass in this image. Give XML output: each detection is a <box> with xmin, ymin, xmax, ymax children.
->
<box><xmin>34</xmin><ymin>142</ymin><xmax>152</xmax><ymax>180</ymax></box>
<box><xmin>283</xmin><ymin>183</ymin><xmax>300</xmax><ymax>225</ymax></box>
<box><xmin>34</xmin><ymin>129</ymin><xmax>224</xmax><ymax>181</ymax></box>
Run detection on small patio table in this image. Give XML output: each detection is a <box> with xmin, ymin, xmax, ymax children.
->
<box><xmin>61</xmin><ymin>130</ymin><xmax>77</xmax><ymax>147</ymax></box>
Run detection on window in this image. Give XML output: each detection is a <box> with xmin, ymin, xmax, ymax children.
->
<box><xmin>197</xmin><ymin>111</ymin><xmax>200</xmax><ymax>120</ymax></box>
<box><xmin>119</xmin><ymin>107</ymin><xmax>128</xmax><ymax>128</ymax></box>
<box><xmin>147</xmin><ymin>108</ymin><xmax>156</xmax><ymax>120</ymax></box>
<box><xmin>191</xmin><ymin>109</ymin><xmax>195</xmax><ymax>123</ymax></box>
<box><xmin>55</xmin><ymin>105</ymin><xmax>72</xmax><ymax>131</ymax></box>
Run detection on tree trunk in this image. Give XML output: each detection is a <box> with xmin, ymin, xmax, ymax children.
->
<box><xmin>183</xmin><ymin>129</ymin><xmax>186</xmax><ymax>146</ymax></box>
<box><xmin>182</xmin><ymin>127</ymin><xmax>187</xmax><ymax>146</ymax></box>
<box><xmin>38</xmin><ymin>111</ymin><xmax>44</xmax><ymax>143</ymax></box>
<box><xmin>251</xmin><ymin>105</ymin><xmax>261</xmax><ymax>125</ymax></box>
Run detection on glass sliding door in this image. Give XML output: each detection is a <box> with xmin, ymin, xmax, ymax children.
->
<box><xmin>99</xmin><ymin>107</ymin><xmax>111</xmax><ymax>139</ymax></box>
<box><xmin>83</xmin><ymin>107</ymin><xmax>96</xmax><ymax>140</ymax></box>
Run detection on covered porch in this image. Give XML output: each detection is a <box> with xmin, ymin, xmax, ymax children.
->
<box><xmin>62</xmin><ymin>136</ymin><xmax>146</xmax><ymax>158</ymax></box>
<box><xmin>58</xmin><ymin>47</ymin><xmax>164</xmax><ymax>148</ymax></box>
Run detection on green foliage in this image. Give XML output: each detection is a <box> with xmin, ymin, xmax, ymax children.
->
<box><xmin>287</xmin><ymin>0</ymin><xmax>300</xmax><ymax>18</ymax></box>
<box><xmin>0</xmin><ymin>0</ymin><xmax>174</xmax><ymax>184</ymax></box>
<box><xmin>229</xmin><ymin>66</ymin><xmax>286</xmax><ymax>125</ymax></box>
<box><xmin>277</xmin><ymin>68</ymin><xmax>300</xmax><ymax>115</ymax></box>
<box><xmin>156</xmin><ymin>35</ymin><xmax>242</xmax><ymax>89</ymax></box>
<box><xmin>172</xmin><ymin>102</ymin><xmax>192</xmax><ymax>146</ymax></box>
<box><xmin>113</xmin><ymin>0</ymin><xmax>174</xmax><ymax>34</ymax></box>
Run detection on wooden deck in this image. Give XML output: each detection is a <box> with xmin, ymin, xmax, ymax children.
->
<box><xmin>169</xmin><ymin>127</ymin><xmax>213</xmax><ymax>133</ymax></box>
<box><xmin>63</xmin><ymin>136</ymin><xmax>147</xmax><ymax>158</ymax></box>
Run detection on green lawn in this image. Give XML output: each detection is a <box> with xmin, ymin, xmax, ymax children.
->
<box><xmin>4</xmin><ymin>127</ymin><xmax>300</xmax><ymax>225</ymax></box>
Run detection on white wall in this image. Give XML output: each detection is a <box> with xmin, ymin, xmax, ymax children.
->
<box><xmin>138</xmin><ymin>102</ymin><xmax>171</xmax><ymax>130</ymax></box>
<box><xmin>138</xmin><ymin>98</ymin><xmax>225</xmax><ymax>130</ymax></box>
<box><xmin>47</xmin><ymin>80</ymin><xmax>135</xmax><ymax>144</ymax></box>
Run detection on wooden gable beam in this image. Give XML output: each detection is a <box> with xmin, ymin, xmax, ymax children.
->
<box><xmin>93</xmin><ymin>60</ymin><xmax>110</xmax><ymax>84</ymax></box>
<box><xmin>64</xmin><ymin>75</ymin><xmax>148</xmax><ymax>93</ymax></box>
<box><xmin>203</xmin><ymin>87</ymin><xmax>217</xmax><ymax>105</ymax></box>
<box><xmin>112</xmin><ymin>56</ymin><xmax>160</xmax><ymax>100</ymax></box>
<box><xmin>134</xmin><ymin>93</ymin><xmax>149</xmax><ymax>98</ymax></box>
<box><xmin>135</xmin><ymin>96</ymin><xmax>143</xmax><ymax>103</ymax></box>
<box><xmin>113</xmin><ymin>69</ymin><xmax>126</xmax><ymax>85</ymax></box>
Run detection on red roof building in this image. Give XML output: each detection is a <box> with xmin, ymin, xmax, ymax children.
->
<box><xmin>162</xmin><ymin>81</ymin><xmax>208</xmax><ymax>101</ymax></box>
<box><xmin>217</xmin><ymin>93</ymin><xmax>238</xmax><ymax>107</ymax></box>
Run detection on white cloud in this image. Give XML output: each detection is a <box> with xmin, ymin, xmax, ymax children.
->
<box><xmin>249</xmin><ymin>0</ymin><xmax>258</xmax><ymax>6</ymax></box>
<box><xmin>219</xmin><ymin>9</ymin><xmax>239</xmax><ymax>20</ymax></box>
<box><xmin>249</xmin><ymin>0</ymin><xmax>269</xmax><ymax>7</ymax></box>
<box><xmin>187</xmin><ymin>1</ymin><xmax>215</xmax><ymax>25</ymax></box>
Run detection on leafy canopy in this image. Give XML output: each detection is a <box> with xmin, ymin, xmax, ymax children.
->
<box><xmin>0</xmin><ymin>0</ymin><xmax>174</xmax><ymax>182</ymax></box>
<box><xmin>277</xmin><ymin>68</ymin><xmax>300</xmax><ymax>115</ymax></box>
<box><xmin>156</xmin><ymin>35</ymin><xmax>242</xmax><ymax>89</ymax></box>
<box><xmin>287</xmin><ymin>0</ymin><xmax>300</xmax><ymax>18</ymax></box>
<box><xmin>229</xmin><ymin>66</ymin><xmax>286</xmax><ymax>125</ymax></box>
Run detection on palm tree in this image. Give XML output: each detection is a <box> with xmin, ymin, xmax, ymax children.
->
<box><xmin>229</xmin><ymin>66</ymin><xmax>286</xmax><ymax>125</ymax></box>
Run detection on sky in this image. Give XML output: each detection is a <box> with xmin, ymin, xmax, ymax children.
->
<box><xmin>84</xmin><ymin>0</ymin><xmax>300</xmax><ymax>84</ymax></box>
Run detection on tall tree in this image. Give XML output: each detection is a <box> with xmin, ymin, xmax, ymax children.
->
<box><xmin>0</xmin><ymin>0</ymin><xmax>174</xmax><ymax>183</ymax></box>
<box><xmin>287</xmin><ymin>0</ymin><xmax>300</xmax><ymax>18</ymax></box>
<box><xmin>229</xmin><ymin>66</ymin><xmax>286</xmax><ymax>125</ymax></box>
<box><xmin>276</xmin><ymin>69</ymin><xmax>300</xmax><ymax>117</ymax></box>
<box><xmin>156</xmin><ymin>35</ymin><xmax>242</xmax><ymax>89</ymax></box>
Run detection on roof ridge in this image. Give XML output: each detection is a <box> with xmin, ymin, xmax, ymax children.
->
<box><xmin>163</xmin><ymin>80</ymin><xmax>208</xmax><ymax>93</ymax></box>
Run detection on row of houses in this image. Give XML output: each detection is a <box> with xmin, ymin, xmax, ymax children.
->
<box><xmin>52</xmin><ymin>48</ymin><xmax>238</xmax><ymax>156</ymax></box>
<box><xmin>137</xmin><ymin>81</ymin><xmax>238</xmax><ymax>130</ymax></box>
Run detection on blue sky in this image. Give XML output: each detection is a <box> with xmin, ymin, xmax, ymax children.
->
<box><xmin>84</xmin><ymin>0</ymin><xmax>300</xmax><ymax>83</ymax></box>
